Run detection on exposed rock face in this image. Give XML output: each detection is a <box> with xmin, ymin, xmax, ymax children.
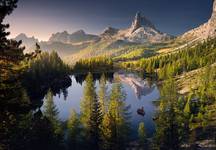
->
<box><xmin>180</xmin><ymin>0</ymin><xmax>216</xmax><ymax>41</ymax></box>
<box><xmin>49</xmin><ymin>30</ymin><xmax>100</xmax><ymax>44</ymax></box>
<box><xmin>100</xmin><ymin>27</ymin><xmax>119</xmax><ymax>39</ymax></box>
<box><xmin>14</xmin><ymin>32</ymin><xmax>94</xmax><ymax>57</ymax></box>
<box><xmin>130</xmin><ymin>12</ymin><xmax>156</xmax><ymax>33</ymax></box>
<box><xmin>14</xmin><ymin>33</ymin><xmax>39</xmax><ymax>50</ymax></box>
<box><xmin>101</xmin><ymin>12</ymin><xmax>173</xmax><ymax>43</ymax></box>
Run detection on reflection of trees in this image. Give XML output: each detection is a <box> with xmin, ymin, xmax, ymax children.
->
<box><xmin>74</xmin><ymin>72</ymin><xmax>114</xmax><ymax>85</ymax></box>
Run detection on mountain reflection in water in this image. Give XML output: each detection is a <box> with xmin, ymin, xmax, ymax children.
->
<box><xmin>117</xmin><ymin>73</ymin><xmax>156</xmax><ymax>99</ymax></box>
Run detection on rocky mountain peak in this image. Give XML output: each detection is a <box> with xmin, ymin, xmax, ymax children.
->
<box><xmin>101</xmin><ymin>27</ymin><xmax>119</xmax><ymax>36</ymax></box>
<box><xmin>130</xmin><ymin>12</ymin><xmax>156</xmax><ymax>33</ymax></box>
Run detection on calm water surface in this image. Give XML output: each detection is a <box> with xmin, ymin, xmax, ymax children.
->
<box><xmin>41</xmin><ymin>72</ymin><xmax>160</xmax><ymax>139</ymax></box>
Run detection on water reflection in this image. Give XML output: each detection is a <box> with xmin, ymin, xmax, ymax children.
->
<box><xmin>41</xmin><ymin>72</ymin><xmax>160</xmax><ymax>138</ymax></box>
<box><xmin>117</xmin><ymin>73</ymin><xmax>156</xmax><ymax>99</ymax></box>
<box><xmin>74</xmin><ymin>72</ymin><xmax>114</xmax><ymax>85</ymax></box>
<box><xmin>1</xmin><ymin>72</ymin><xmax>160</xmax><ymax>150</ymax></box>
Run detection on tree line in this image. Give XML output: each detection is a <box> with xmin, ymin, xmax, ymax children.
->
<box><xmin>120</xmin><ymin>38</ymin><xmax>216</xmax><ymax>79</ymax></box>
<box><xmin>21</xmin><ymin>43</ymin><xmax>72</xmax><ymax>104</ymax></box>
<box><xmin>154</xmin><ymin>65</ymin><xmax>216</xmax><ymax>149</ymax></box>
<box><xmin>73</xmin><ymin>56</ymin><xmax>114</xmax><ymax>73</ymax></box>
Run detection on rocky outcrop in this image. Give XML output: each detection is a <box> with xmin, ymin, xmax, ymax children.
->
<box><xmin>130</xmin><ymin>12</ymin><xmax>156</xmax><ymax>34</ymax></box>
<box><xmin>101</xmin><ymin>27</ymin><xmax>119</xmax><ymax>39</ymax></box>
<box><xmin>125</xmin><ymin>12</ymin><xmax>173</xmax><ymax>43</ymax></box>
<box><xmin>101</xmin><ymin>12</ymin><xmax>173</xmax><ymax>44</ymax></box>
<box><xmin>180</xmin><ymin>0</ymin><xmax>216</xmax><ymax>41</ymax></box>
<box><xmin>14</xmin><ymin>33</ymin><xmax>39</xmax><ymax>50</ymax></box>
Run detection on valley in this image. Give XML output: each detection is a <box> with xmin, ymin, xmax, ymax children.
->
<box><xmin>1</xmin><ymin>0</ymin><xmax>216</xmax><ymax>150</ymax></box>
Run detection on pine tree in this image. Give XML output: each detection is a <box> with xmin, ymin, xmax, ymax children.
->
<box><xmin>43</xmin><ymin>89</ymin><xmax>62</xmax><ymax>136</ymax></box>
<box><xmin>80</xmin><ymin>73</ymin><xmax>101</xmax><ymax>149</ymax></box>
<box><xmin>184</xmin><ymin>96</ymin><xmax>191</xmax><ymax>115</ymax></box>
<box><xmin>0</xmin><ymin>0</ymin><xmax>27</xmax><ymax>108</ymax></box>
<box><xmin>154</xmin><ymin>78</ymin><xmax>186</xmax><ymax>150</ymax></box>
<box><xmin>101</xmin><ymin>78</ymin><xmax>131</xmax><ymax>150</ymax></box>
<box><xmin>67</xmin><ymin>109</ymin><xmax>81</xmax><ymax>150</ymax></box>
<box><xmin>138</xmin><ymin>122</ymin><xmax>147</xmax><ymax>149</ymax></box>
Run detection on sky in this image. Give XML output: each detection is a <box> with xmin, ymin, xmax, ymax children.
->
<box><xmin>5</xmin><ymin>0</ymin><xmax>213</xmax><ymax>41</ymax></box>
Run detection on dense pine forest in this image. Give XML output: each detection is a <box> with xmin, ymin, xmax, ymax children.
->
<box><xmin>0</xmin><ymin>0</ymin><xmax>216</xmax><ymax>150</ymax></box>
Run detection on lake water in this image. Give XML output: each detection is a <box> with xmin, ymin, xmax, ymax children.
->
<box><xmin>41</xmin><ymin>72</ymin><xmax>160</xmax><ymax>139</ymax></box>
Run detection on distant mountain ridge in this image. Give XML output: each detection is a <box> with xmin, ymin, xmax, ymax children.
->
<box><xmin>15</xmin><ymin>33</ymin><xmax>39</xmax><ymax>49</ymax></box>
<box><xmin>15</xmin><ymin>33</ymin><xmax>91</xmax><ymax>57</ymax></box>
<box><xmin>15</xmin><ymin>11</ymin><xmax>174</xmax><ymax>57</ymax></box>
<box><xmin>49</xmin><ymin>30</ymin><xmax>100</xmax><ymax>44</ymax></box>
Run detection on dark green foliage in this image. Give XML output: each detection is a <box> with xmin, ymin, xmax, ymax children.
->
<box><xmin>73</xmin><ymin>56</ymin><xmax>114</xmax><ymax>73</ymax></box>
<box><xmin>22</xmin><ymin>50</ymin><xmax>71</xmax><ymax>100</ymax></box>
<box><xmin>43</xmin><ymin>90</ymin><xmax>62</xmax><ymax>135</ymax></box>
<box><xmin>187</xmin><ymin>66</ymin><xmax>216</xmax><ymax>130</ymax></box>
<box><xmin>154</xmin><ymin>78</ymin><xmax>189</xmax><ymax>149</ymax></box>
<box><xmin>0</xmin><ymin>0</ymin><xmax>28</xmax><ymax>109</ymax></box>
<box><xmin>122</xmin><ymin>38</ymin><xmax>216</xmax><ymax>79</ymax></box>
<box><xmin>67</xmin><ymin>110</ymin><xmax>81</xmax><ymax>150</ymax></box>
<box><xmin>100</xmin><ymin>78</ymin><xmax>131</xmax><ymax>150</ymax></box>
<box><xmin>80</xmin><ymin>73</ymin><xmax>102</xmax><ymax>149</ymax></box>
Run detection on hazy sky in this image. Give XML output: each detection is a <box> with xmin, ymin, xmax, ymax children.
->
<box><xmin>5</xmin><ymin>0</ymin><xmax>213</xmax><ymax>41</ymax></box>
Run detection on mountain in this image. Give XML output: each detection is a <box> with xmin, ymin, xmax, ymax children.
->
<box><xmin>49</xmin><ymin>30</ymin><xmax>100</xmax><ymax>44</ymax></box>
<box><xmin>64</xmin><ymin>12</ymin><xmax>173</xmax><ymax>64</ymax></box>
<box><xmin>101</xmin><ymin>27</ymin><xmax>119</xmax><ymax>40</ymax></box>
<box><xmin>14</xmin><ymin>30</ymin><xmax>99</xmax><ymax>57</ymax></box>
<box><xmin>14</xmin><ymin>33</ymin><xmax>39</xmax><ymax>50</ymax></box>
<box><xmin>100</xmin><ymin>12</ymin><xmax>173</xmax><ymax>44</ymax></box>
<box><xmin>179</xmin><ymin>0</ymin><xmax>216</xmax><ymax>42</ymax></box>
<box><xmin>16</xmin><ymin>12</ymin><xmax>173</xmax><ymax>61</ymax></box>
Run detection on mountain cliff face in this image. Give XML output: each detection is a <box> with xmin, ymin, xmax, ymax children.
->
<box><xmin>14</xmin><ymin>32</ymin><xmax>92</xmax><ymax>57</ymax></box>
<box><xmin>100</xmin><ymin>27</ymin><xmax>119</xmax><ymax>40</ymax></box>
<box><xmin>180</xmin><ymin>0</ymin><xmax>216</xmax><ymax>41</ymax></box>
<box><xmin>101</xmin><ymin>12</ymin><xmax>173</xmax><ymax>43</ymax></box>
<box><xmin>15</xmin><ymin>33</ymin><xmax>39</xmax><ymax>49</ymax></box>
<box><xmin>15</xmin><ymin>12</ymin><xmax>173</xmax><ymax>59</ymax></box>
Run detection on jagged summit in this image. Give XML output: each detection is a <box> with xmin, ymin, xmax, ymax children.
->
<box><xmin>124</xmin><ymin>12</ymin><xmax>173</xmax><ymax>43</ymax></box>
<box><xmin>101</xmin><ymin>27</ymin><xmax>119</xmax><ymax>39</ymax></box>
<box><xmin>14</xmin><ymin>33</ymin><xmax>39</xmax><ymax>49</ymax></box>
<box><xmin>100</xmin><ymin>12</ymin><xmax>173</xmax><ymax>43</ymax></box>
<box><xmin>49</xmin><ymin>30</ymin><xmax>99</xmax><ymax>44</ymax></box>
<box><xmin>130</xmin><ymin>12</ymin><xmax>156</xmax><ymax>33</ymax></box>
